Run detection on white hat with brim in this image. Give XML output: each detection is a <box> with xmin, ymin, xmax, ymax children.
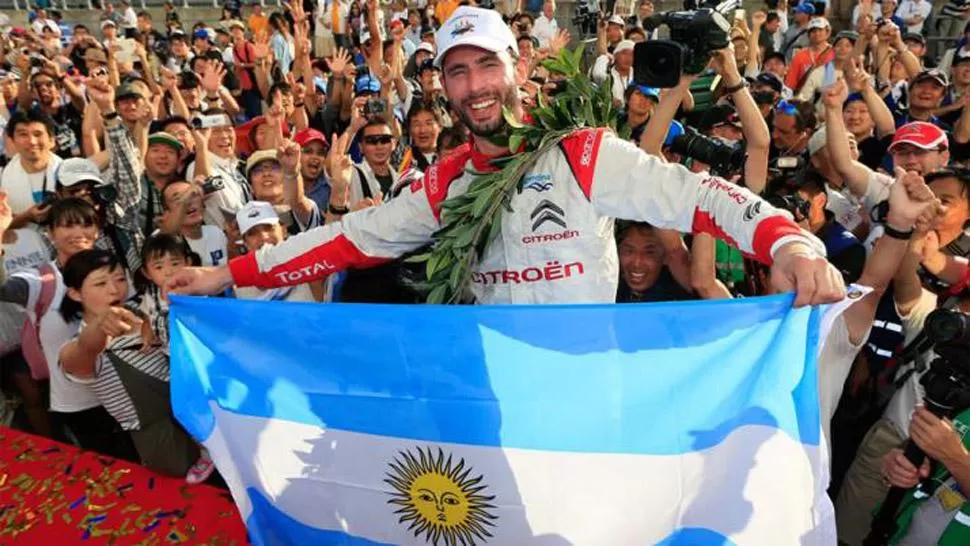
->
<box><xmin>236</xmin><ymin>201</ymin><xmax>280</xmax><ymax>236</ymax></box>
<box><xmin>434</xmin><ymin>6</ymin><xmax>518</xmax><ymax>68</ymax></box>
<box><xmin>100</xmin><ymin>19</ymin><xmax>116</xmax><ymax>30</ymax></box>
<box><xmin>614</xmin><ymin>40</ymin><xmax>635</xmax><ymax>54</ymax></box>
<box><xmin>56</xmin><ymin>158</ymin><xmax>105</xmax><ymax>188</ymax></box>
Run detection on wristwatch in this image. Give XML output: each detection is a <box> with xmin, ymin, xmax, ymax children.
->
<box><xmin>328</xmin><ymin>203</ymin><xmax>349</xmax><ymax>215</ymax></box>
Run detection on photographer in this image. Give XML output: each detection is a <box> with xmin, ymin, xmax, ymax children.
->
<box><xmin>596</xmin><ymin>14</ymin><xmax>627</xmax><ymax>56</ymax></box>
<box><xmin>771</xmin><ymin>97</ymin><xmax>815</xmax><ymax>159</ymax></box>
<box><xmin>790</xmin><ymin>170</ymin><xmax>866</xmax><ymax>283</ymax></box>
<box><xmin>880</xmin><ymin>405</ymin><xmax>970</xmax><ymax>546</ymax></box>
<box><xmin>591</xmin><ymin>40</ymin><xmax>635</xmax><ymax>106</ymax></box>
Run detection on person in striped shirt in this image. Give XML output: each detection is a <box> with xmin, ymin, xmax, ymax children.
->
<box><xmin>57</xmin><ymin>249</ymin><xmax>214</xmax><ymax>483</ymax></box>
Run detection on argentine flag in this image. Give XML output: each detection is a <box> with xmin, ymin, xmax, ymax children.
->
<box><xmin>170</xmin><ymin>295</ymin><xmax>835</xmax><ymax>546</ymax></box>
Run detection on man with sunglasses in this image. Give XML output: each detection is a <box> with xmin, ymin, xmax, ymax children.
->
<box><xmin>348</xmin><ymin>120</ymin><xmax>401</xmax><ymax>204</ymax></box>
<box><xmin>169</xmin><ymin>7</ymin><xmax>844</xmax><ymax>309</ymax></box>
<box><xmin>771</xmin><ymin>98</ymin><xmax>816</xmax><ymax>159</ymax></box>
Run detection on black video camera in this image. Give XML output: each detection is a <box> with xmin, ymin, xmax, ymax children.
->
<box><xmin>571</xmin><ymin>4</ymin><xmax>599</xmax><ymax>31</ymax></box>
<box><xmin>634</xmin><ymin>0</ymin><xmax>737</xmax><ymax>88</ymax></box>
<box><xmin>668</xmin><ymin>127</ymin><xmax>746</xmax><ymax>176</ymax></box>
<box><xmin>767</xmin><ymin>193</ymin><xmax>810</xmax><ymax>222</ymax></box>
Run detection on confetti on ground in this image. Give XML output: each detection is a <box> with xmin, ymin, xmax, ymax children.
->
<box><xmin>0</xmin><ymin>427</ymin><xmax>248</xmax><ymax>545</ymax></box>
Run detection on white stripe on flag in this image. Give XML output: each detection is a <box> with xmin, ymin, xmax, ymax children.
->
<box><xmin>205</xmin><ymin>405</ymin><xmax>823</xmax><ymax>545</ymax></box>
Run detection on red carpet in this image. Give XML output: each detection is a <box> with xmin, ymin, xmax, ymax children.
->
<box><xmin>0</xmin><ymin>427</ymin><xmax>249</xmax><ymax>545</ymax></box>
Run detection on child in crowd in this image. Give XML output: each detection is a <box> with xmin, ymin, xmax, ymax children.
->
<box><xmin>58</xmin><ymin>246</ymin><xmax>214</xmax><ymax>484</ymax></box>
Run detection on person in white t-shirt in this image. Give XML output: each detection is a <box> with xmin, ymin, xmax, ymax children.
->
<box><xmin>532</xmin><ymin>0</ymin><xmax>559</xmax><ymax>49</ymax></box>
<box><xmin>897</xmin><ymin>0</ymin><xmax>932</xmax><ymax>35</ymax></box>
<box><xmin>158</xmin><ymin>180</ymin><xmax>228</xmax><ymax>267</ymax></box>
<box><xmin>232</xmin><ymin>201</ymin><xmax>320</xmax><ymax>302</ymax></box>
<box><xmin>0</xmin><ymin>195</ymin><xmax>138</xmax><ymax>462</ymax></box>
<box><xmin>0</xmin><ymin>111</ymin><xmax>63</xmax><ymax>228</ymax></box>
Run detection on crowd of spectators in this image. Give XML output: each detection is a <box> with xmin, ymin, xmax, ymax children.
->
<box><xmin>1</xmin><ymin>0</ymin><xmax>970</xmax><ymax>543</ymax></box>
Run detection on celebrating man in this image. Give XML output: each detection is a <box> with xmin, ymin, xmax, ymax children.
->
<box><xmin>167</xmin><ymin>7</ymin><xmax>844</xmax><ymax>306</ymax></box>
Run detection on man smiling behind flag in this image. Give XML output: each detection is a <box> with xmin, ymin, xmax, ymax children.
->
<box><xmin>167</xmin><ymin>7</ymin><xmax>844</xmax><ymax>307</ymax></box>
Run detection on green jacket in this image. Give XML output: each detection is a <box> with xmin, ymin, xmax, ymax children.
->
<box><xmin>891</xmin><ymin>408</ymin><xmax>970</xmax><ymax>545</ymax></box>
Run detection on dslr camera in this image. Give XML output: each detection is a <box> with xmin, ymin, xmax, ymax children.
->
<box><xmin>668</xmin><ymin>127</ymin><xmax>746</xmax><ymax>176</ymax></box>
<box><xmin>634</xmin><ymin>0</ymin><xmax>738</xmax><ymax>88</ymax></box>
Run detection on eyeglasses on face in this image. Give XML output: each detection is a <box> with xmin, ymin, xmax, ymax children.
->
<box><xmin>251</xmin><ymin>162</ymin><xmax>282</xmax><ymax>175</ymax></box>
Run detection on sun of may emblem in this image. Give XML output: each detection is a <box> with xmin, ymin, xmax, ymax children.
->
<box><xmin>385</xmin><ymin>446</ymin><xmax>498</xmax><ymax>546</ymax></box>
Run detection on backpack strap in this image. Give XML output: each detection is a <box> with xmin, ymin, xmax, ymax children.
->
<box><xmin>34</xmin><ymin>263</ymin><xmax>57</xmax><ymax>320</ymax></box>
<box><xmin>354</xmin><ymin>165</ymin><xmax>373</xmax><ymax>200</ymax></box>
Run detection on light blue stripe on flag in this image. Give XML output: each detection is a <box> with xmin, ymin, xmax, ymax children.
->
<box><xmin>169</xmin><ymin>294</ymin><xmax>827</xmax><ymax>546</ymax></box>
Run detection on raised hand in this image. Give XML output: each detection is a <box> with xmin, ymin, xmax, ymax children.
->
<box><xmin>751</xmin><ymin>11</ymin><xmax>767</xmax><ymax>28</ymax></box>
<box><xmin>327</xmin><ymin>131</ymin><xmax>353</xmax><ymax>196</ymax></box>
<box><xmin>201</xmin><ymin>62</ymin><xmax>226</xmax><ymax>95</ymax></box>
<box><xmin>265</xmin><ymin>103</ymin><xmax>285</xmax><ymax>129</ymax></box>
<box><xmin>87</xmin><ymin>77</ymin><xmax>116</xmax><ymax>113</ymax></box>
<box><xmin>821</xmin><ymin>78</ymin><xmax>849</xmax><ymax>109</ymax></box>
<box><xmin>550</xmin><ymin>29</ymin><xmax>571</xmax><ymax>55</ymax></box>
<box><xmin>710</xmin><ymin>46</ymin><xmax>740</xmax><ymax>81</ymax></box>
<box><xmin>277</xmin><ymin>139</ymin><xmax>301</xmax><ymax>174</ymax></box>
<box><xmin>887</xmin><ymin>168</ymin><xmax>943</xmax><ymax>231</ymax></box>
<box><xmin>844</xmin><ymin>57</ymin><xmax>870</xmax><ymax>92</ymax></box>
<box><xmin>329</xmin><ymin>47</ymin><xmax>350</xmax><ymax>75</ymax></box>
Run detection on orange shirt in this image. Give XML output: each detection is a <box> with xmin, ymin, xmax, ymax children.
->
<box><xmin>785</xmin><ymin>46</ymin><xmax>834</xmax><ymax>92</ymax></box>
<box><xmin>435</xmin><ymin>0</ymin><xmax>459</xmax><ymax>25</ymax></box>
<box><xmin>248</xmin><ymin>13</ymin><xmax>269</xmax><ymax>37</ymax></box>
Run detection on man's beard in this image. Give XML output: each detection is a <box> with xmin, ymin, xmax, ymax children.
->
<box><xmin>454</xmin><ymin>86</ymin><xmax>519</xmax><ymax>138</ymax></box>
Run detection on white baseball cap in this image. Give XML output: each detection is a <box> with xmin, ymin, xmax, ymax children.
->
<box><xmin>614</xmin><ymin>40</ymin><xmax>635</xmax><ymax>54</ymax></box>
<box><xmin>434</xmin><ymin>6</ymin><xmax>518</xmax><ymax>68</ymax></box>
<box><xmin>56</xmin><ymin>158</ymin><xmax>106</xmax><ymax>188</ymax></box>
<box><xmin>416</xmin><ymin>41</ymin><xmax>435</xmax><ymax>55</ymax></box>
<box><xmin>808</xmin><ymin>18</ymin><xmax>831</xmax><ymax>31</ymax></box>
<box><xmin>608</xmin><ymin>15</ymin><xmax>626</xmax><ymax>27</ymax></box>
<box><xmin>236</xmin><ymin>201</ymin><xmax>280</xmax><ymax>236</ymax></box>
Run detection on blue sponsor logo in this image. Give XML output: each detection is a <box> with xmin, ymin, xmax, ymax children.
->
<box><xmin>523</xmin><ymin>173</ymin><xmax>553</xmax><ymax>192</ymax></box>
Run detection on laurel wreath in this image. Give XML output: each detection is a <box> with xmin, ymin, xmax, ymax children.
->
<box><xmin>406</xmin><ymin>46</ymin><xmax>620</xmax><ymax>304</ymax></box>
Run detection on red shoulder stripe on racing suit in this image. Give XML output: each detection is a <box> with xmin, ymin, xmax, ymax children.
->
<box><xmin>229</xmin><ymin>146</ymin><xmax>471</xmax><ymax>289</ymax></box>
<box><xmin>578</xmin><ymin>129</ymin><xmax>808</xmax><ymax>265</ymax></box>
<box><xmin>558</xmin><ymin>128</ymin><xmax>605</xmax><ymax>200</ymax></box>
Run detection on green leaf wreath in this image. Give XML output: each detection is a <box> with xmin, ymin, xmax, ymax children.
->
<box><xmin>407</xmin><ymin>46</ymin><xmax>620</xmax><ymax>304</ymax></box>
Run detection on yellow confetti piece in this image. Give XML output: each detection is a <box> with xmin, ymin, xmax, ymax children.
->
<box><xmin>62</xmin><ymin>512</ymin><xmax>72</xmax><ymax>524</ymax></box>
<box><xmin>87</xmin><ymin>502</ymin><xmax>117</xmax><ymax>511</ymax></box>
<box><xmin>122</xmin><ymin>504</ymin><xmax>142</xmax><ymax>514</ymax></box>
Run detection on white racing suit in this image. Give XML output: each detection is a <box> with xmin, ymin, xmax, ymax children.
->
<box><xmin>230</xmin><ymin>128</ymin><xmax>812</xmax><ymax>303</ymax></box>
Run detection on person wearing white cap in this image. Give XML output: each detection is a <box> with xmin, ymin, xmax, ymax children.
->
<box><xmin>598</xmin><ymin>13</ymin><xmax>627</xmax><ymax>54</ymax></box>
<box><xmin>231</xmin><ymin>201</ymin><xmax>320</xmax><ymax>303</ymax></box>
<box><xmin>807</xmin><ymin>127</ymin><xmax>864</xmax><ymax>232</ymax></box>
<box><xmin>169</xmin><ymin>6</ymin><xmax>846</xmax><ymax>311</ymax></box>
<box><xmin>591</xmin><ymin>39</ymin><xmax>635</xmax><ymax>105</ymax></box>
<box><xmin>786</xmin><ymin>17</ymin><xmax>833</xmax><ymax>92</ymax></box>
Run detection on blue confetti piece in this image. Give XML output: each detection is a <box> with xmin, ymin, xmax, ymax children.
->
<box><xmin>69</xmin><ymin>495</ymin><xmax>86</xmax><ymax>510</ymax></box>
<box><xmin>88</xmin><ymin>514</ymin><xmax>107</xmax><ymax>524</ymax></box>
<box><xmin>143</xmin><ymin>519</ymin><xmax>160</xmax><ymax>532</ymax></box>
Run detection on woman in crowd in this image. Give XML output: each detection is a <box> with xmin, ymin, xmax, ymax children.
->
<box><xmin>0</xmin><ymin>196</ymin><xmax>139</xmax><ymax>462</ymax></box>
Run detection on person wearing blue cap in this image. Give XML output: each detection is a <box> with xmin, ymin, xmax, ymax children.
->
<box><xmin>780</xmin><ymin>3</ymin><xmax>816</xmax><ymax>61</ymax></box>
<box><xmin>618</xmin><ymin>83</ymin><xmax>660</xmax><ymax>143</ymax></box>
